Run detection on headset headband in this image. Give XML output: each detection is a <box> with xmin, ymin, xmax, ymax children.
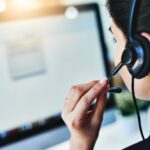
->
<box><xmin>128</xmin><ymin>0</ymin><xmax>142</xmax><ymax>42</ymax></box>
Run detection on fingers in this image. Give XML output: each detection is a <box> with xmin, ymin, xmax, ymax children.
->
<box><xmin>63</xmin><ymin>80</ymin><xmax>99</xmax><ymax>113</ymax></box>
<box><xmin>92</xmin><ymin>85</ymin><xmax>109</xmax><ymax>124</ymax></box>
<box><xmin>73</xmin><ymin>79</ymin><xmax>108</xmax><ymax>120</ymax></box>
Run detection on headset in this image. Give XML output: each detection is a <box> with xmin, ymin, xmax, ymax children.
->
<box><xmin>108</xmin><ymin>0</ymin><xmax>150</xmax><ymax>140</ymax></box>
<box><xmin>109</xmin><ymin>0</ymin><xmax>150</xmax><ymax>79</ymax></box>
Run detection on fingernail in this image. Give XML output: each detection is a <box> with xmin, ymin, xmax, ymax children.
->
<box><xmin>99</xmin><ymin>77</ymin><xmax>108</xmax><ymax>84</ymax></box>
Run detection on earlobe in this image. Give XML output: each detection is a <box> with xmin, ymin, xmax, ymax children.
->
<box><xmin>141</xmin><ymin>32</ymin><xmax>150</xmax><ymax>42</ymax></box>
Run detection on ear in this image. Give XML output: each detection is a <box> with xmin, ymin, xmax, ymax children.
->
<box><xmin>141</xmin><ymin>32</ymin><xmax>150</xmax><ymax>42</ymax></box>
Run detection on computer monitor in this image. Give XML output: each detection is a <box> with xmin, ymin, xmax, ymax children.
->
<box><xmin>0</xmin><ymin>3</ymin><xmax>111</xmax><ymax>146</ymax></box>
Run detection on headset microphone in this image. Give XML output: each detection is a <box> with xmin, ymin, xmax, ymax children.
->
<box><xmin>107</xmin><ymin>63</ymin><xmax>123</xmax><ymax>94</ymax></box>
<box><xmin>108</xmin><ymin>87</ymin><xmax>122</xmax><ymax>94</ymax></box>
<box><xmin>108</xmin><ymin>62</ymin><xmax>123</xmax><ymax>81</ymax></box>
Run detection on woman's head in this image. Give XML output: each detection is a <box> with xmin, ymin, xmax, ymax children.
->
<box><xmin>107</xmin><ymin>0</ymin><xmax>150</xmax><ymax>100</ymax></box>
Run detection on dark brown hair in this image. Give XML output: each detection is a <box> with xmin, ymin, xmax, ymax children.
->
<box><xmin>107</xmin><ymin>0</ymin><xmax>150</xmax><ymax>38</ymax></box>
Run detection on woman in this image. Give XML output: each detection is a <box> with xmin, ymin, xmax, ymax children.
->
<box><xmin>62</xmin><ymin>0</ymin><xmax>150</xmax><ymax>149</ymax></box>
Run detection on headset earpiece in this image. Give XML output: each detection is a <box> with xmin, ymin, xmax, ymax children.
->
<box><xmin>124</xmin><ymin>34</ymin><xmax>150</xmax><ymax>79</ymax></box>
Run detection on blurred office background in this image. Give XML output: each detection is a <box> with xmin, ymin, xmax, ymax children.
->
<box><xmin>0</xmin><ymin>0</ymin><xmax>150</xmax><ymax>150</ymax></box>
<box><xmin>0</xmin><ymin>0</ymin><xmax>115</xmax><ymax>59</ymax></box>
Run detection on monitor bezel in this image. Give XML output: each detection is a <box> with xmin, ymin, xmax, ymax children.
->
<box><xmin>0</xmin><ymin>3</ymin><xmax>114</xmax><ymax>147</ymax></box>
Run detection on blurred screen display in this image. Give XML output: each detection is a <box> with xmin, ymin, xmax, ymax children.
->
<box><xmin>0</xmin><ymin>10</ymin><xmax>106</xmax><ymax>132</ymax></box>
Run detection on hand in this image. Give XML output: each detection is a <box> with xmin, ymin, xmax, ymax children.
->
<box><xmin>62</xmin><ymin>78</ymin><xmax>109</xmax><ymax>150</ymax></box>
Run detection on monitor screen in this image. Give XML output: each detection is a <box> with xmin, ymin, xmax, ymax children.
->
<box><xmin>0</xmin><ymin>6</ymin><xmax>107</xmax><ymax>135</ymax></box>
